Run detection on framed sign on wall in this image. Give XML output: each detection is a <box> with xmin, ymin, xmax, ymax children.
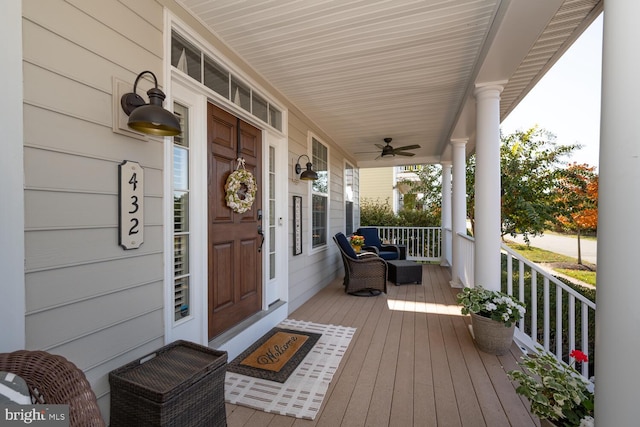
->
<box><xmin>293</xmin><ymin>195</ymin><xmax>302</xmax><ymax>255</ymax></box>
<box><xmin>119</xmin><ymin>160</ymin><xmax>144</xmax><ymax>249</ymax></box>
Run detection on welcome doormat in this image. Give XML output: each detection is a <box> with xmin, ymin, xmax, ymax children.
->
<box><xmin>226</xmin><ymin>327</ymin><xmax>321</xmax><ymax>383</ymax></box>
<box><xmin>225</xmin><ymin>319</ymin><xmax>356</xmax><ymax>420</ymax></box>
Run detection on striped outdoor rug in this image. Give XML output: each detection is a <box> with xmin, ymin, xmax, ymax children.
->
<box><xmin>224</xmin><ymin>319</ymin><xmax>356</xmax><ymax>420</ymax></box>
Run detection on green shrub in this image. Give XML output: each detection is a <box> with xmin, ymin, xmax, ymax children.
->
<box><xmin>397</xmin><ymin>208</ymin><xmax>440</xmax><ymax>227</ymax></box>
<box><xmin>360</xmin><ymin>198</ymin><xmax>441</xmax><ymax>227</ymax></box>
<box><xmin>360</xmin><ymin>198</ymin><xmax>398</xmax><ymax>226</ymax></box>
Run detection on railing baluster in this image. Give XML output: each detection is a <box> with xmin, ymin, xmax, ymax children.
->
<box><xmin>543</xmin><ymin>277</ymin><xmax>550</xmax><ymax>351</ymax></box>
<box><xmin>531</xmin><ymin>269</ymin><xmax>538</xmax><ymax>343</ymax></box>
<box><xmin>518</xmin><ymin>260</ymin><xmax>525</xmax><ymax>331</ymax></box>
<box><xmin>556</xmin><ymin>283</ymin><xmax>563</xmax><ymax>359</ymax></box>
<box><xmin>507</xmin><ymin>253</ymin><xmax>513</xmax><ymax>296</ymax></box>
<box><xmin>581</xmin><ymin>303</ymin><xmax>590</xmax><ymax>377</ymax></box>
<box><xmin>569</xmin><ymin>295</ymin><xmax>576</xmax><ymax>360</ymax></box>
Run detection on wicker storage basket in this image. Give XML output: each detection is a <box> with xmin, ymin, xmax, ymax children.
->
<box><xmin>109</xmin><ymin>340</ymin><xmax>227</xmax><ymax>427</ymax></box>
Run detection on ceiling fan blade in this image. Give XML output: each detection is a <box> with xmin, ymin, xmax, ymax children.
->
<box><xmin>393</xmin><ymin>144</ymin><xmax>421</xmax><ymax>151</ymax></box>
<box><xmin>394</xmin><ymin>151</ymin><xmax>416</xmax><ymax>157</ymax></box>
<box><xmin>375</xmin><ymin>144</ymin><xmax>385</xmax><ymax>149</ymax></box>
<box><xmin>355</xmin><ymin>150</ymin><xmax>380</xmax><ymax>154</ymax></box>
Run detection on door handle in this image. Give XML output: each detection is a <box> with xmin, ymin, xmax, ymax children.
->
<box><xmin>257</xmin><ymin>224</ymin><xmax>265</xmax><ymax>252</ymax></box>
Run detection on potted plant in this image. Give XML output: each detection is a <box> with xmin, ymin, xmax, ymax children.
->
<box><xmin>508</xmin><ymin>348</ymin><xmax>594</xmax><ymax>427</ymax></box>
<box><xmin>456</xmin><ymin>286</ymin><xmax>526</xmax><ymax>355</ymax></box>
<box><xmin>349</xmin><ymin>235</ymin><xmax>365</xmax><ymax>253</ymax></box>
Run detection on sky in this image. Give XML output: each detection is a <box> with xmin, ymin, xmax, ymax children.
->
<box><xmin>501</xmin><ymin>14</ymin><xmax>603</xmax><ymax>170</ymax></box>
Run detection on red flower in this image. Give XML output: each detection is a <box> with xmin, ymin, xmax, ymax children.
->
<box><xmin>570</xmin><ymin>349</ymin><xmax>589</xmax><ymax>363</ymax></box>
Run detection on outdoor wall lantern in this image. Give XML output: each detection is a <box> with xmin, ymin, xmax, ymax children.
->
<box><xmin>120</xmin><ymin>70</ymin><xmax>181</xmax><ymax>136</ymax></box>
<box><xmin>295</xmin><ymin>154</ymin><xmax>319</xmax><ymax>181</ymax></box>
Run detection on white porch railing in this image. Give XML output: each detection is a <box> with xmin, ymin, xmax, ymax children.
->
<box><xmin>376</xmin><ymin>226</ymin><xmax>441</xmax><ymax>262</ymax></box>
<box><xmin>457</xmin><ymin>232</ymin><xmax>475</xmax><ymax>287</ymax></box>
<box><xmin>443</xmin><ymin>227</ymin><xmax>453</xmax><ymax>266</ymax></box>
<box><xmin>501</xmin><ymin>244</ymin><xmax>596</xmax><ymax>378</ymax></box>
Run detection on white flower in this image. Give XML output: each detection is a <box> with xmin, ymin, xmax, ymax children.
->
<box><xmin>579</xmin><ymin>416</ymin><xmax>594</xmax><ymax>427</ymax></box>
<box><xmin>484</xmin><ymin>302</ymin><xmax>497</xmax><ymax>311</ymax></box>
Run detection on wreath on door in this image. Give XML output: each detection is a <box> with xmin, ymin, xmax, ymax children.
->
<box><xmin>225</xmin><ymin>158</ymin><xmax>257</xmax><ymax>213</ymax></box>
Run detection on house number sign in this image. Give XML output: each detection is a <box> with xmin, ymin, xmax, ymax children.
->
<box><xmin>119</xmin><ymin>160</ymin><xmax>144</xmax><ymax>249</ymax></box>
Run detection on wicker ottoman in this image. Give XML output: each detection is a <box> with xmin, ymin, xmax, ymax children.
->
<box><xmin>387</xmin><ymin>260</ymin><xmax>422</xmax><ymax>285</ymax></box>
<box><xmin>109</xmin><ymin>340</ymin><xmax>227</xmax><ymax>427</ymax></box>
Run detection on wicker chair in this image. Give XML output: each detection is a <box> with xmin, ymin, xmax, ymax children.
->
<box><xmin>0</xmin><ymin>350</ymin><xmax>105</xmax><ymax>427</ymax></box>
<box><xmin>333</xmin><ymin>232</ymin><xmax>388</xmax><ymax>295</ymax></box>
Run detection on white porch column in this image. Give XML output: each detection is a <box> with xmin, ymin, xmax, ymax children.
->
<box><xmin>440</xmin><ymin>162</ymin><xmax>452</xmax><ymax>267</ymax></box>
<box><xmin>450</xmin><ymin>139</ymin><xmax>467</xmax><ymax>287</ymax></box>
<box><xmin>473</xmin><ymin>84</ymin><xmax>504</xmax><ymax>291</ymax></box>
<box><xmin>595</xmin><ymin>1</ymin><xmax>640</xmax><ymax>424</ymax></box>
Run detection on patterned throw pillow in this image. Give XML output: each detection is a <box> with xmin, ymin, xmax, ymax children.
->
<box><xmin>0</xmin><ymin>371</ymin><xmax>31</xmax><ymax>404</ymax></box>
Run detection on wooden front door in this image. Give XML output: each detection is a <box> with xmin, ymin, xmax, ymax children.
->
<box><xmin>207</xmin><ymin>103</ymin><xmax>263</xmax><ymax>339</ymax></box>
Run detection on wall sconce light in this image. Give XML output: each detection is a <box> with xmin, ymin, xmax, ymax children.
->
<box><xmin>295</xmin><ymin>154</ymin><xmax>319</xmax><ymax>181</ymax></box>
<box><xmin>120</xmin><ymin>70</ymin><xmax>181</xmax><ymax>136</ymax></box>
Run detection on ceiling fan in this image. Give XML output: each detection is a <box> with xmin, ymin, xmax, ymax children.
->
<box><xmin>363</xmin><ymin>138</ymin><xmax>421</xmax><ymax>159</ymax></box>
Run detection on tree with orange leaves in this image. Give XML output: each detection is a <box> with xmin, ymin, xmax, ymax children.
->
<box><xmin>555</xmin><ymin>163</ymin><xmax>598</xmax><ymax>264</ymax></box>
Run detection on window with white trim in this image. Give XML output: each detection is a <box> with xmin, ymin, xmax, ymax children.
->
<box><xmin>345</xmin><ymin>162</ymin><xmax>354</xmax><ymax>235</ymax></box>
<box><xmin>311</xmin><ymin>137</ymin><xmax>328</xmax><ymax>248</ymax></box>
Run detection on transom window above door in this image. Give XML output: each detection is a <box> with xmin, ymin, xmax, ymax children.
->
<box><xmin>170</xmin><ymin>30</ymin><xmax>283</xmax><ymax>132</ymax></box>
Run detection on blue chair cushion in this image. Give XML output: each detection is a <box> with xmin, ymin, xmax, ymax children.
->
<box><xmin>378</xmin><ymin>251</ymin><xmax>398</xmax><ymax>260</ymax></box>
<box><xmin>335</xmin><ymin>232</ymin><xmax>358</xmax><ymax>259</ymax></box>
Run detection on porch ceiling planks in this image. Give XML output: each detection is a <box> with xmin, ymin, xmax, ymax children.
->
<box><xmin>224</xmin><ymin>264</ymin><xmax>539</xmax><ymax>426</ymax></box>
<box><xmin>178</xmin><ymin>0</ymin><xmax>497</xmax><ymax>166</ymax></box>
<box><xmin>178</xmin><ymin>0</ymin><xmax>601</xmax><ymax>167</ymax></box>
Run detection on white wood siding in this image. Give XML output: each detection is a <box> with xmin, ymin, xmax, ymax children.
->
<box><xmin>22</xmin><ymin>0</ymin><xmax>167</xmax><ymax>420</ymax></box>
<box><xmin>286</xmin><ymin>110</ymin><xmax>347</xmax><ymax>312</ymax></box>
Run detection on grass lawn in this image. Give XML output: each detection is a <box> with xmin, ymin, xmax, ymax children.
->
<box><xmin>504</xmin><ymin>242</ymin><xmax>597</xmax><ymax>286</ymax></box>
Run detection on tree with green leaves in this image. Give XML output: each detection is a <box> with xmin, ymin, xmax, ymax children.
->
<box><xmin>467</xmin><ymin>126</ymin><xmax>580</xmax><ymax>242</ymax></box>
<box><xmin>396</xmin><ymin>164</ymin><xmax>442</xmax><ymax>211</ymax></box>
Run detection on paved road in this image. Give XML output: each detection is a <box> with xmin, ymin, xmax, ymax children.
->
<box><xmin>506</xmin><ymin>233</ymin><xmax>597</xmax><ymax>265</ymax></box>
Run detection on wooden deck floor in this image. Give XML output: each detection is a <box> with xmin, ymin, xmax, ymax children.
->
<box><xmin>225</xmin><ymin>264</ymin><xmax>540</xmax><ymax>427</ymax></box>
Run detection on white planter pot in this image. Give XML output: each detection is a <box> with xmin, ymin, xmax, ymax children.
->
<box><xmin>470</xmin><ymin>312</ymin><xmax>515</xmax><ymax>355</ymax></box>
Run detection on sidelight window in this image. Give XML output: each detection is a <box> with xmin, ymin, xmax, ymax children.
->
<box><xmin>172</xmin><ymin>103</ymin><xmax>190</xmax><ymax>321</ymax></box>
